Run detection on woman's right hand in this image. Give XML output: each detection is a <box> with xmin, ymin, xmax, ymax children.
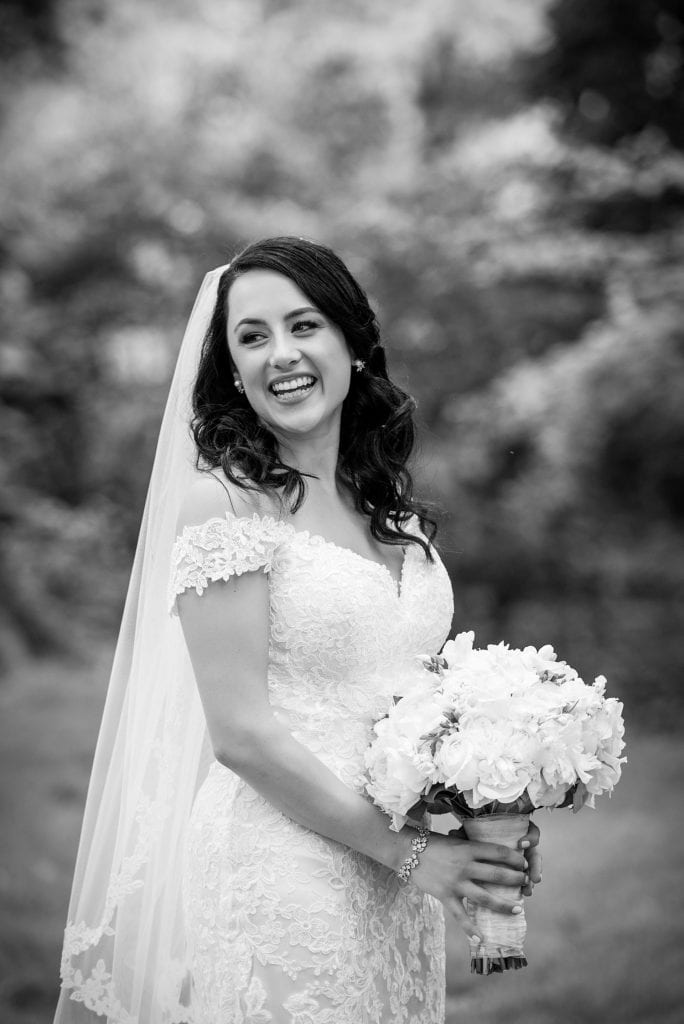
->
<box><xmin>408</xmin><ymin>831</ymin><xmax>527</xmax><ymax>942</ymax></box>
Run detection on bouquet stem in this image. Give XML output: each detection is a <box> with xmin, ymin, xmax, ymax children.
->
<box><xmin>461</xmin><ymin>813</ymin><xmax>529</xmax><ymax>975</ymax></box>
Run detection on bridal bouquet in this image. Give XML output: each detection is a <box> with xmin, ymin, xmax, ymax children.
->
<box><xmin>365</xmin><ymin>631</ymin><xmax>626</xmax><ymax>974</ymax></box>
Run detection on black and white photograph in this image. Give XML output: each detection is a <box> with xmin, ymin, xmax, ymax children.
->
<box><xmin>1</xmin><ymin>2</ymin><xmax>682</xmax><ymax>1022</ymax></box>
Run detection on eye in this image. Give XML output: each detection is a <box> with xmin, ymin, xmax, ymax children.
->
<box><xmin>292</xmin><ymin>319</ymin><xmax>319</xmax><ymax>334</ymax></box>
<box><xmin>240</xmin><ymin>331</ymin><xmax>266</xmax><ymax>345</ymax></box>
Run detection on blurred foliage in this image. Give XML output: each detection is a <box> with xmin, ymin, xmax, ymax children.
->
<box><xmin>0</xmin><ymin>0</ymin><xmax>63</xmax><ymax>69</ymax></box>
<box><xmin>0</xmin><ymin>0</ymin><xmax>682</xmax><ymax>724</ymax></box>
<box><xmin>526</xmin><ymin>0</ymin><xmax>684</xmax><ymax>149</ymax></box>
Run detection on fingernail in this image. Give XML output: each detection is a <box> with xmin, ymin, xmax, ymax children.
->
<box><xmin>538</xmin><ymin>873</ymin><xmax>542</xmax><ymax>882</ymax></box>
<box><xmin>520</xmin><ymin>840</ymin><xmax>530</xmax><ymax>849</ymax></box>
<box><xmin>523</xmin><ymin>874</ymin><xmax>529</xmax><ymax>885</ymax></box>
<box><xmin>512</xmin><ymin>905</ymin><xmax>523</xmax><ymax>914</ymax></box>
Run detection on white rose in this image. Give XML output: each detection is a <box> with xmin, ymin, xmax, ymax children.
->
<box><xmin>433</xmin><ymin>732</ymin><xmax>479</xmax><ymax>793</ymax></box>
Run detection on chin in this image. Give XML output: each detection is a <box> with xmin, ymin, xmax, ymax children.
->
<box><xmin>264</xmin><ymin>405</ymin><xmax>342</xmax><ymax>439</ymax></box>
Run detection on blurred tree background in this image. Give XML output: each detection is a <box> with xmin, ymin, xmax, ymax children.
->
<box><xmin>1</xmin><ymin>1</ymin><xmax>684</xmax><ymax>1020</ymax></box>
<box><xmin>3</xmin><ymin>0</ymin><xmax>682</xmax><ymax>721</ymax></box>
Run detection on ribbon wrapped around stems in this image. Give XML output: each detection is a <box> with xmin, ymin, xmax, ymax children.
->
<box><xmin>462</xmin><ymin>813</ymin><xmax>530</xmax><ymax>975</ymax></box>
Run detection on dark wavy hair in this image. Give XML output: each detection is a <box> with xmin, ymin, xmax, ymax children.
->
<box><xmin>191</xmin><ymin>236</ymin><xmax>437</xmax><ymax>558</ymax></box>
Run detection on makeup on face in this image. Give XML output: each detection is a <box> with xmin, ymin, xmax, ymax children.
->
<box><xmin>226</xmin><ymin>270</ymin><xmax>353</xmax><ymax>436</ymax></box>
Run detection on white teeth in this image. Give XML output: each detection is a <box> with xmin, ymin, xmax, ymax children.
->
<box><xmin>270</xmin><ymin>376</ymin><xmax>316</xmax><ymax>395</ymax></box>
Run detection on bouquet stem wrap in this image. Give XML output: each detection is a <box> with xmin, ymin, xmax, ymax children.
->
<box><xmin>462</xmin><ymin>813</ymin><xmax>529</xmax><ymax>974</ymax></box>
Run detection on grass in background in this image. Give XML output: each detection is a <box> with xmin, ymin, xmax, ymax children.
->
<box><xmin>0</xmin><ymin>651</ymin><xmax>111</xmax><ymax>1024</ymax></box>
<box><xmin>443</xmin><ymin>733</ymin><xmax>684</xmax><ymax>1023</ymax></box>
<box><xmin>1</xmin><ymin>649</ymin><xmax>682</xmax><ymax>1024</ymax></box>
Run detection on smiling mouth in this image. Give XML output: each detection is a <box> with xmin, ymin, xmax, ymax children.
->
<box><xmin>269</xmin><ymin>375</ymin><xmax>317</xmax><ymax>400</ymax></box>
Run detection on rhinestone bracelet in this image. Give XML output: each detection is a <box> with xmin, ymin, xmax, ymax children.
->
<box><xmin>397</xmin><ymin>826</ymin><xmax>430</xmax><ymax>884</ymax></box>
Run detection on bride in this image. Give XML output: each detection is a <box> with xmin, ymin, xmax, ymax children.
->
<box><xmin>55</xmin><ymin>237</ymin><xmax>541</xmax><ymax>1023</ymax></box>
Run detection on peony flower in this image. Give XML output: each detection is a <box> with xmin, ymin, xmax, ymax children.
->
<box><xmin>434</xmin><ymin>719</ymin><xmax>535</xmax><ymax>809</ymax></box>
<box><xmin>364</xmin><ymin>738</ymin><xmax>428</xmax><ymax>831</ymax></box>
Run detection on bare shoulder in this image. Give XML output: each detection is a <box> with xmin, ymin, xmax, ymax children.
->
<box><xmin>176</xmin><ymin>470</ymin><xmax>279</xmax><ymax>533</ymax></box>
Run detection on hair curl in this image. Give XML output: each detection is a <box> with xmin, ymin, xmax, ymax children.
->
<box><xmin>191</xmin><ymin>236</ymin><xmax>438</xmax><ymax>559</ymax></box>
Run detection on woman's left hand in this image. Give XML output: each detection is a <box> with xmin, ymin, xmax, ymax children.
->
<box><xmin>448</xmin><ymin>815</ymin><xmax>542</xmax><ymax>898</ymax></box>
<box><xmin>518</xmin><ymin>818</ymin><xmax>542</xmax><ymax>896</ymax></box>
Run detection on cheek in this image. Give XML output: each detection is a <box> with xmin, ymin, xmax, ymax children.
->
<box><xmin>225</xmin><ymin>343</ymin><xmax>239</xmax><ymax>375</ymax></box>
<box><xmin>323</xmin><ymin>359</ymin><xmax>351</xmax><ymax>398</ymax></box>
<box><xmin>228</xmin><ymin>349</ymin><xmax>258</xmax><ymax>387</ymax></box>
<box><xmin>328</xmin><ymin>335</ymin><xmax>354</xmax><ymax>391</ymax></box>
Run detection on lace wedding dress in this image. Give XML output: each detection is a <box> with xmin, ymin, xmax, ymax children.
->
<box><xmin>169</xmin><ymin>510</ymin><xmax>454</xmax><ymax>1024</ymax></box>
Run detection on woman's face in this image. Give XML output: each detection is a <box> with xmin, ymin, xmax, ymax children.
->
<box><xmin>225</xmin><ymin>269</ymin><xmax>353</xmax><ymax>442</ymax></box>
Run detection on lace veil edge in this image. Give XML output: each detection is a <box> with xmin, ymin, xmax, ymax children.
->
<box><xmin>54</xmin><ymin>267</ymin><xmax>229</xmax><ymax>1024</ymax></box>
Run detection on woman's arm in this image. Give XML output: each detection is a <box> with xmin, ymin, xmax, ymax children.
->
<box><xmin>176</xmin><ymin>478</ymin><xmax>531</xmax><ymax>940</ymax></box>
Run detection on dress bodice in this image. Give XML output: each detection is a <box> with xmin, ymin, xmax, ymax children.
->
<box><xmin>170</xmin><ymin>513</ymin><xmax>454</xmax><ymax>787</ymax></box>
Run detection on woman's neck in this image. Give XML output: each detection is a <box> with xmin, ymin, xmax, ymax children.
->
<box><xmin>275</xmin><ymin>428</ymin><xmax>341</xmax><ymax>493</ymax></box>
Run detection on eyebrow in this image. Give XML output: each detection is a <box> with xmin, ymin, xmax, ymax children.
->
<box><xmin>234</xmin><ymin>306</ymin><xmax>320</xmax><ymax>330</ymax></box>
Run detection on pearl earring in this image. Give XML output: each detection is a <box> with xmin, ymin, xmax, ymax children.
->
<box><xmin>233</xmin><ymin>377</ymin><xmax>245</xmax><ymax>394</ymax></box>
<box><xmin>352</xmin><ymin>359</ymin><xmax>365</xmax><ymax>372</ymax></box>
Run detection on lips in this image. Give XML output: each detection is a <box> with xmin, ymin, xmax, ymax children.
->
<box><xmin>269</xmin><ymin>374</ymin><xmax>317</xmax><ymax>396</ymax></box>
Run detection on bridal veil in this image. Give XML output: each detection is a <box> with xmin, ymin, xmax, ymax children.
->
<box><xmin>54</xmin><ymin>266</ymin><xmax>228</xmax><ymax>1023</ymax></box>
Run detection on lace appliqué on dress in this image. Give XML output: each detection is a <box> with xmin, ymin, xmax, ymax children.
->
<box><xmin>168</xmin><ymin>513</ymin><xmax>295</xmax><ymax>613</ymax></box>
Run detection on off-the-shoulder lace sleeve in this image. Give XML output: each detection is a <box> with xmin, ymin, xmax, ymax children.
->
<box><xmin>168</xmin><ymin>513</ymin><xmax>294</xmax><ymax>614</ymax></box>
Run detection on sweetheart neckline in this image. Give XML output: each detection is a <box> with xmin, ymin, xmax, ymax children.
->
<box><xmin>286</xmin><ymin>526</ymin><xmax>409</xmax><ymax>599</ymax></box>
<box><xmin>216</xmin><ymin>511</ymin><xmax>411</xmax><ymax>599</ymax></box>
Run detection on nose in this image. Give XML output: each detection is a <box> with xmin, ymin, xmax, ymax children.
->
<box><xmin>268</xmin><ymin>330</ymin><xmax>302</xmax><ymax>369</ymax></box>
